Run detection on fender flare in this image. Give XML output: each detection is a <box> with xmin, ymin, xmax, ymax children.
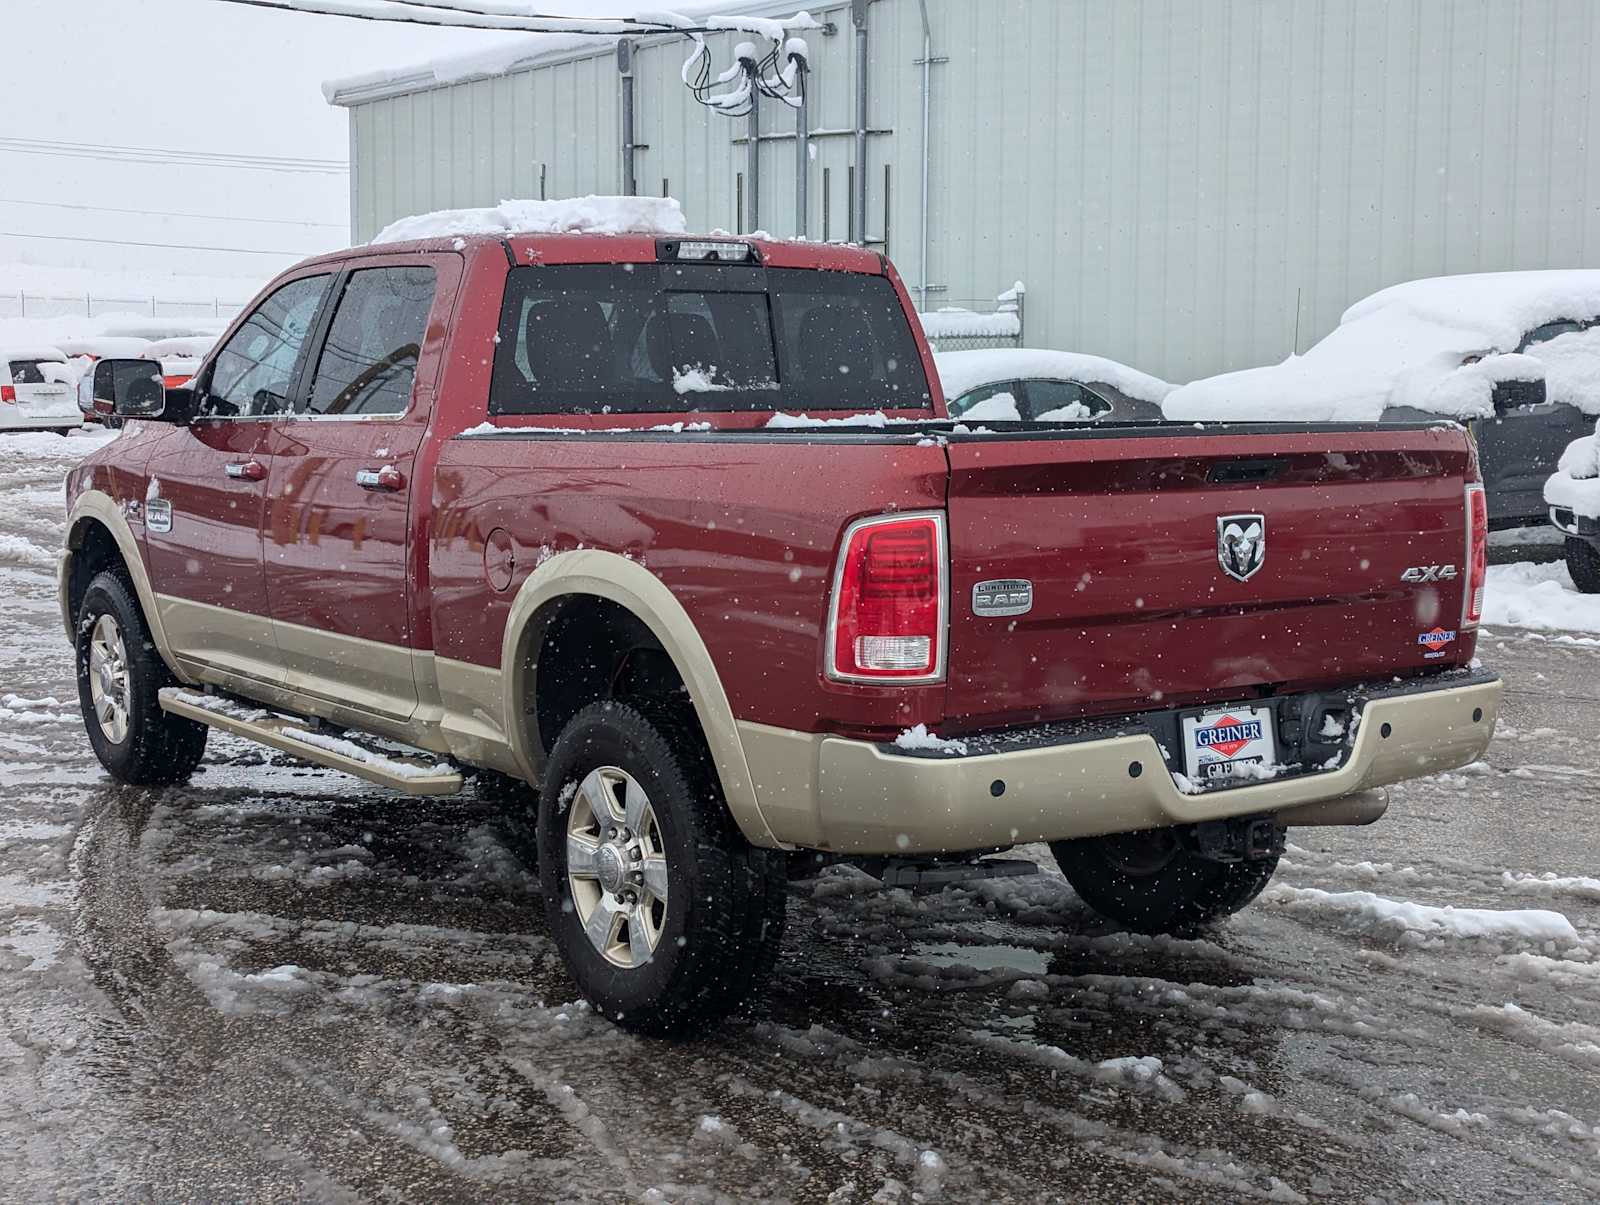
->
<box><xmin>499</xmin><ymin>549</ymin><xmax>781</xmax><ymax>849</ymax></box>
<box><xmin>62</xmin><ymin>491</ymin><xmax>192</xmax><ymax>682</ymax></box>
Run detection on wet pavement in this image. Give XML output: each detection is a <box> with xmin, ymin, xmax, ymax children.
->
<box><xmin>3</xmin><ymin>431</ymin><xmax>1600</xmax><ymax>1202</ymax></box>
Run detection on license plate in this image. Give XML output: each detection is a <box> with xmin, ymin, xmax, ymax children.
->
<box><xmin>1180</xmin><ymin>705</ymin><xmax>1277</xmax><ymax>784</ymax></box>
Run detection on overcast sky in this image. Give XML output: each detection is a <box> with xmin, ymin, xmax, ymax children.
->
<box><xmin>1</xmin><ymin>0</ymin><xmax>612</xmax><ymax>293</ymax></box>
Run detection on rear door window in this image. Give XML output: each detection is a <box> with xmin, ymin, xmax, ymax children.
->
<box><xmin>6</xmin><ymin>360</ymin><xmax>55</xmax><ymax>385</ymax></box>
<box><xmin>206</xmin><ymin>274</ymin><xmax>331</xmax><ymax>417</ymax></box>
<box><xmin>490</xmin><ymin>263</ymin><xmax>930</xmax><ymax>414</ymax></box>
<box><xmin>303</xmin><ymin>266</ymin><xmax>437</xmax><ymax>416</ymax></box>
<box><xmin>1023</xmin><ymin>379</ymin><xmax>1113</xmax><ymax>420</ymax></box>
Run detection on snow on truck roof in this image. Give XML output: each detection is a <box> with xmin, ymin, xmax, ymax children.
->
<box><xmin>1164</xmin><ymin>269</ymin><xmax>1600</xmax><ymax>423</ymax></box>
<box><xmin>370</xmin><ymin>196</ymin><xmax>690</xmax><ymax>245</ymax></box>
<box><xmin>934</xmin><ymin>348</ymin><xmax>1175</xmax><ymax>406</ymax></box>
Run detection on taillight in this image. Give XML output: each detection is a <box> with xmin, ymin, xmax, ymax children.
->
<box><xmin>827</xmin><ymin>512</ymin><xmax>947</xmax><ymax>682</ymax></box>
<box><xmin>1463</xmin><ymin>483</ymin><xmax>1487</xmax><ymax>628</ymax></box>
<box><xmin>0</xmin><ymin>385</ymin><xmax>15</xmax><ymax>404</ymax></box>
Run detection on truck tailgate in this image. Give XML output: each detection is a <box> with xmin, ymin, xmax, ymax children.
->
<box><xmin>943</xmin><ymin>424</ymin><xmax>1476</xmax><ymax>728</ymax></box>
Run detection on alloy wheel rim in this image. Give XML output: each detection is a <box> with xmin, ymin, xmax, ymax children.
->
<box><xmin>565</xmin><ymin>765</ymin><xmax>669</xmax><ymax>968</ymax></box>
<box><xmin>87</xmin><ymin>613</ymin><xmax>131</xmax><ymax>745</ymax></box>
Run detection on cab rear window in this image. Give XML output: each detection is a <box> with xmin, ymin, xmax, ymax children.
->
<box><xmin>488</xmin><ymin>263</ymin><xmax>931</xmax><ymax>415</ymax></box>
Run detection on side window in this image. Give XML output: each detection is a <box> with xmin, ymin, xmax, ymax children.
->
<box><xmin>304</xmin><ymin>266</ymin><xmax>436</xmax><ymax>416</ymax></box>
<box><xmin>1024</xmin><ymin>379</ymin><xmax>1113</xmax><ymax>421</ymax></box>
<box><xmin>948</xmin><ymin>381</ymin><xmax>1021</xmax><ymax>419</ymax></box>
<box><xmin>206</xmin><ymin>275</ymin><xmax>330</xmax><ymax>417</ymax></box>
<box><xmin>1519</xmin><ymin>319</ymin><xmax>1586</xmax><ymax>351</ymax></box>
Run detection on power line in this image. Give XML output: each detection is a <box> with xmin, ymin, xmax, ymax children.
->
<box><xmin>0</xmin><ymin>230</ymin><xmax>311</xmax><ymax>256</ymax></box>
<box><xmin>0</xmin><ymin>196</ymin><xmax>346</xmax><ymax>230</ymax></box>
<box><xmin>0</xmin><ymin>134</ymin><xmax>346</xmax><ymax>169</ymax></box>
<box><xmin>0</xmin><ymin>135</ymin><xmax>348</xmax><ymax>175</ymax></box>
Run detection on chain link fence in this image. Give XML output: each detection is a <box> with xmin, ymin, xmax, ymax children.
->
<box><xmin>0</xmin><ymin>291</ymin><xmax>245</xmax><ymax>322</ymax></box>
<box><xmin>916</xmin><ymin>283</ymin><xmax>1026</xmax><ymax>353</ymax></box>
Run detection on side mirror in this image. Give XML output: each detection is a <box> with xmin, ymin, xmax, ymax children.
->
<box><xmin>93</xmin><ymin>359</ymin><xmax>167</xmax><ymax>419</ymax></box>
<box><xmin>1492</xmin><ymin>376</ymin><xmax>1547</xmax><ymax>414</ymax></box>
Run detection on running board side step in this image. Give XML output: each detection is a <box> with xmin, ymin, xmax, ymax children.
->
<box><xmin>158</xmin><ymin>688</ymin><xmax>463</xmax><ymax>796</ymax></box>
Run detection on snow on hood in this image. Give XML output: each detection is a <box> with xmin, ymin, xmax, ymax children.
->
<box><xmin>371</xmin><ymin>196</ymin><xmax>689</xmax><ymax>245</ymax></box>
<box><xmin>935</xmin><ymin>348</ymin><xmax>1175</xmax><ymax>406</ymax></box>
<box><xmin>1164</xmin><ymin>270</ymin><xmax>1600</xmax><ymax>423</ymax></box>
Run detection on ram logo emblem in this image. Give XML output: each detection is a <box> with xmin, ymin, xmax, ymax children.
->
<box><xmin>972</xmin><ymin>579</ymin><xmax>1033</xmax><ymax>617</ymax></box>
<box><xmin>1217</xmin><ymin>514</ymin><xmax>1266</xmax><ymax>582</ymax></box>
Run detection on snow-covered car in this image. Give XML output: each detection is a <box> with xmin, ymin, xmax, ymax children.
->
<box><xmin>936</xmin><ymin>349</ymin><xmax>1174</xmax><ymax>422</ymax></box>
<box><xmin>0</xmin><ymin>346</ymin><xmax>83</xmax><ymax>433</ymax></box>
<box><xmin>53</xmin><ymin>336</ymin><xmax>154</xmax><ymax>422</ymax></box>
<box><xmin>1544</xmin><ymin>422</ymin><xmax>1600</xmax><ymax>592</ymax></box>
<box><xmin>1163</xmin><ymin>271</ymin><xmax>1600</xmax><ymax>528</ymax></box>
<box><xmin>144</xmin><ymin>335</ymin><xmax>218</xmax><ymax>388</ymax></box>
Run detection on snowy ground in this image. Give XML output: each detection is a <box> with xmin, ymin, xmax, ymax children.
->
<box><xmin>4</xmin><ymin>431</ymin><xmax>1600</xmax><ymax>1200</ymax></box>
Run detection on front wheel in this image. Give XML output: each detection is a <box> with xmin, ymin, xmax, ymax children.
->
<box><xmin>75</xmin><ymin>570</ymin><xmax>207</xmax><ymax>785</ymax></box>
<box><xmin>1050</xmin><ymin>827</ymin><xmax>1279</xmax><ymax>934</ymax></box>
<box><xmin>536</xmin><ymin>699</ymin><xmax>786</xmax><ymax>1036</ymax></box>
<box><xmin>1566</xmin><ymin>536</ymin><xmax>1600</xmax><ymax>594</ymax></box>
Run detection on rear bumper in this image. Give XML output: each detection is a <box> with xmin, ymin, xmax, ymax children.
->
<box><xmin>739</xmin><ymin>671</ymin><xmax>1501</xmax><ymax>854</ymax></box>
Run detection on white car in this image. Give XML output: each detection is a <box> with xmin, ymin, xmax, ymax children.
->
<box><xmin>1</xmin><ymin>346</ymin><xmax>83</xmax><ymax>433</ymax></box>
<box><xmin>1544</xmin><ymin>421</ymin><xmax>1600</xmax><ymax>593</ymax></box>
<box><xmin>937</xmin><ymin>348</ymin><xmax>1174</xmax><ymax>422</ymax></box>
<box><xmin>144</xmin><ymin>334</ymin><xmax>218</xmax><ymax>387</ymax></box>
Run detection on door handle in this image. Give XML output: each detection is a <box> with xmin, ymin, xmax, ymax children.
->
<box><xmin>356</xmin><ymin>465</ymin><xmax>405</xmax><ymax>491</ymax></box>
<box><xmin>224</xmin><ymin>460</ymin><xmax>266</xmax><ymax>481</ymax></box>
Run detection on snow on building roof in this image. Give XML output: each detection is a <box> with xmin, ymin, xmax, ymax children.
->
<box><xmin>370</xmin><ymin>195</ymin><xmax>689</xmax><ymax>244</ymax></box>
<box><xmin>934</xmin><ymin>348</ymin><xmax>1175</xmax><ymax>406</ymax></box>
<box><xmin>322</xmin><ymin>1</ymin><xmax>815</xmax><ymax>106</ymax></box>
<box><xmin>1164</xmin><ymin>270</ymin><xmax>1600</xmax><ymax>423</ymax></box>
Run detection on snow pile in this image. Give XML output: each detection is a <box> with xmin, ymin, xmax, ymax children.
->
<box><xmin>1544</xmin><ymin>421</ymin><xmax>1600</xmax><ymax>519</ymax></box>
<box><xmin>371</xmin><ymin>196</ymin><xmax>688</xmax><ymax>245</ymax></box>
<box><xmin>0</xmin><ymin>344</ymin><xmax>67</xmax><ymax>365</ymax></box>
<box><xmin>1164</xmin><ymin>269</ymin><xmax>1600</xmax><ymax>422</ymax></box>
<box><xmin>893</xmin><ymin>725</ymin><xmax>968</xmax><ymax>756</ymax></box>
<box><xmin>671</xmin><ymin>366</ymin><xmax>732</xmax><ymax>395</ymax></box>
<box><xmin>1482</xmin><ymin>560</ymin><xmax>1600</xmax><ymax>634</ymax></box>
<box><xmin>1263</xmin><ymin>884</ymin><xmax>1580</xmax><ymax>943</ymax></box>
<box><xmin>936</xmin><ymin>348</ymin><xmax>1174</xmax><ymax>406</ymax></box>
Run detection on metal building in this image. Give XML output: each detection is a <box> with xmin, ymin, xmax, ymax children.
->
<box><xmin>326</xmin><ymin>0</ymin><xmax>1600</xmax><ymax>383</ymax></box>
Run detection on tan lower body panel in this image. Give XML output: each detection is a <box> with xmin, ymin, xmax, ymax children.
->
<box><xmin>159</xmin><ymin>688</ymin><xmax>462</xmax><ymax>796</ymax></box>
<box><xmin>740</xmin><ymin>677</ymin><xmax>1501</xmax><ymax>855</ymax></box>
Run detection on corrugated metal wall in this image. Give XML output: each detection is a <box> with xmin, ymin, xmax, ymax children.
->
<box><xmin>342</xmin><ymin>0</ymin><xmax>1600</xmax><ymax>383</ymax></box>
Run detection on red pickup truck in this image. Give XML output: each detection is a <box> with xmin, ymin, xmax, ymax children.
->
<box><xmin>63</xmin><ymin>230</ymin><xmax>1501</xmax><ymax>1034</ymax></box>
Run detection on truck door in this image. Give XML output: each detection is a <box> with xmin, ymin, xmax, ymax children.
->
<box><xmin>262</xmin><ymin>258</ymin><xmax>454</xmax><ymax>724</ymax></box>
<box><xmin>143</xmin><ymin>272</ymin><xmax>333</xmax><ymax>687</ymax></box>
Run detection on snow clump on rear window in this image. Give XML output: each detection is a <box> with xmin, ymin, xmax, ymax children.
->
<box><xmin>371</xmin><ymin>195</ymin><xmax>688</xmax><ymax>245</ymax></box>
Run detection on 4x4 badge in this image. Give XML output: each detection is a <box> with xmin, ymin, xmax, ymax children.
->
<box><xmin>1217</xmin><ymin>514</ymin><xmax>1266</xmax><ymax>582</ymax></box>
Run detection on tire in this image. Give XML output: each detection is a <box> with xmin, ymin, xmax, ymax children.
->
<box><xmin>536</xmin><ymin>698</ymin><xmax>786</xmax><ymax>1036</ymax></box>
<box><xmin>75</xmin><ymin>570</ymin><xmax>207</xmax><ymax>785</ymax></box>
<box><xmin>1049</xmin><ymin>827</ymin><xmax>1279</xmax><ymax>935</ymax></box>
<box><xmin>1566</xmin><ymin>537</ymin><xmax>1600</xmax><ymax>594</ymax></box>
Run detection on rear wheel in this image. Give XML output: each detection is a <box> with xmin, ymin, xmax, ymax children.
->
<box><xmin>1050</xmin><ymin>827</ymin><xmax>1279</xmax><ymax>934</ymax></box>
<box><xmin>536</xmin><ymin>698</ymin><xmax>786</xmax><ymax>1035</ymax></box>
<box><xmin>1566</xmin><ymin>536</ymin><xmax>1600</xmax><ymax>594</ymax></box>
<box><xmin>75</xmin><ymin>570</ymin><xmax>207</xmax><ymax>785</ymax></box>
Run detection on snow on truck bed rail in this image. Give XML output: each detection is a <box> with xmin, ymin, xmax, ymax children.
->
<box><xmin>370</xmin><ymin>196</ymin><xmax>689</xmax><ymax>245</ymax></box>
